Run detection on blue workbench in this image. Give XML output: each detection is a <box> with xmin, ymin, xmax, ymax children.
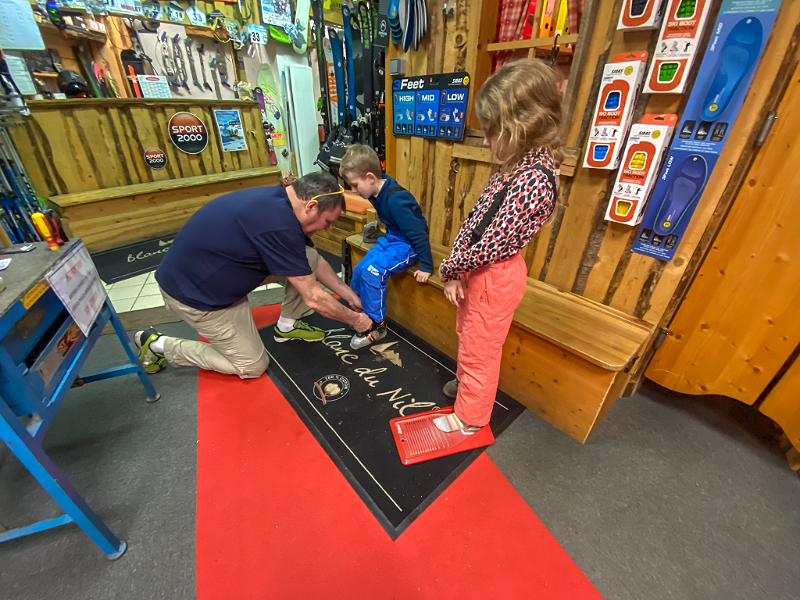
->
<box><xmin>0</xmin><ymin>240</ymin><xmax>159</xmax><ymax>559</ymax></box>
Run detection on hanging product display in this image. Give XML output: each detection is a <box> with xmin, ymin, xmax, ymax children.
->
<box><xmin>605</xmin><ymin>114</ymin><xmax>677</xmax><ymax>226</ymax></box>
<box><xmin>633</xmin><ymin>0</ymin><xmax>781</xmax><ymax>261</ymax></box>
<box><xmin>184</xmin><ymin>37</ymin><xmax>202</xmax><ymax>89</ymax></box>
<box><xmin>392</xmin><ymin>72</ymin><xmax>471</xmax><ymax>141</ymax></box>
<box><xmin>643</xmin><ymin>0</ymin><xmax>712</xmax><ymax>94</ymax></box>
<box><xmin>583</xmin><ymin>52</ymin><xmax>648</xmax><ymax>170</ymax></box>
<box><xmin>617</xmin><ymin>0</ymin><xmax>666</xmax><ymax>30</ymax></box>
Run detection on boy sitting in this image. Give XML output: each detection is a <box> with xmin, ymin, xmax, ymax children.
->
<box><xmin>340</xmin><ymin>144</ymin><xmax>433</xmax><ymax>349</ymax></box>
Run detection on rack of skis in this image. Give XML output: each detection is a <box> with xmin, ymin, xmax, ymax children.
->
<box><xmin>314</xmin><ymin>0</ymin><xmax>390</xmax><ymax>174</ymax></box>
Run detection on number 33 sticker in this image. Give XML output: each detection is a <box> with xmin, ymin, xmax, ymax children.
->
<box><xmin>248</xmin><ymin>24</ymin><xmax>268</xmax><ymax>45</ymax></box>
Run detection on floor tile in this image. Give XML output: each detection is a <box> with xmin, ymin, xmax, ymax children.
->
<box><xmin>132</xmin><ymin>294</ymin><xmax>166</xmax><ymax>311</ymax></box>
<box><xmin>108</xmin><ymin>286</ymin><xmax>142</xmax><ymax>301</ymax></box>
<box><xmin>140</xmin><ymin>282</ymin><xmax>161</xmax><ymax>297</ymax></box>
<box><xmin>111</xmin><ymin>298</ymin><xmax>136</xmax><ymax>313</ymax></box>
<box><xmin>253</xmin><ymin>285</ymin><xmax>267</xmax><ymax>292</ymax></box>
<box><xmin>266</xmin><ymin>283</ymin><xmax>283</xmax><ymax>290</ymax></box>
<box><xmin>114</xmin><ymin>273</ymin><xmax>149</xmax><ymax>288</ymax></box>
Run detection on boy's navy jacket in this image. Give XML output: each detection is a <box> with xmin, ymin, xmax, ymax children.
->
<box><xmin>370</xmin><ymin>175</ymin><xmax>434</xmax><ymax>273</ymax></box>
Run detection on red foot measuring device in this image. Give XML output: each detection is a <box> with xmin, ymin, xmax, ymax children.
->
<box><xmin>390</xmin><ymin>407</ymin><xmax>495</xmax><ymax>466</ymax></box>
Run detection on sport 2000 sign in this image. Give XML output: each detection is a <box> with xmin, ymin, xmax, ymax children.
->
<box><xmin>168</xmin><ymin>112</ymin><xmax>209</xmax><ymax>154</ymax></box>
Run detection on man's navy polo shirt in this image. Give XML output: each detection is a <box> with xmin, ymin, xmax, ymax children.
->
<box><xmin>156</xmin><ymin>185</ymin><xmax>312</xmax><ymax>311</ymax></box>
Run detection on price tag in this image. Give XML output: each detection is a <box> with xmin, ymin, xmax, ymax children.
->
<box><xmin>248</xmin><ymin>24</ymin><xmax>268</xmax><ymax>45</ymax></box>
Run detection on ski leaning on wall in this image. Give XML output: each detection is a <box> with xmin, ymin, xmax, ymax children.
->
<box><xmin>315</xmin><ymin>0</ymin><xmax>387</xmax><ymax>175</ymax></box>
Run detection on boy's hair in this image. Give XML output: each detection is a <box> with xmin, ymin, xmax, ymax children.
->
<box><xmin>340</xmin><ymin>143</ymin><xmax>383</xmax><ymax>179</ymax></box>
<box><xmin>292</xmin><ymin>171</ymin><xmax>345</xmax><ymax>212</ymax></box>
<box><xmin>475</xmin><ymin>59</ymin><xmax>564</xmax><ymax>171</ymax></box>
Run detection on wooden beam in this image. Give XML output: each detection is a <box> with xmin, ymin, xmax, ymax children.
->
<box><xmin>487</xmin><ymin>33</ymin><xmax>578</xmax><ymax>52</ymax></box>
<box><xmin>451</xmin><ymin>144</ymin><xmax>497</xmax><ymax>164</ymax></box>
<box><xmin>26</xmin><ymin>98</ymin><xmax>258</xmax><ymax>110</ymax></box>
<box><xmin>50</xmin><ymin>166</ymin><xmax>281</xmax><ymax>207</ymax></box>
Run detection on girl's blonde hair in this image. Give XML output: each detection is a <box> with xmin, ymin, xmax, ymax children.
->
<box><xmin>475</xmin><ymin>59</ymin><xmax>564</xmax><ymax>171</ymax></box>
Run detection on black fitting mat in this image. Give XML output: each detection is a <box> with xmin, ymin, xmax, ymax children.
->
<box><xmin>260</xmin><ymin>313</ymin><xmax>524</xmax><ymax>539</ymax></box>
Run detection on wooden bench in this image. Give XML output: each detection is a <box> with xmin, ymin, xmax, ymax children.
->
<box><xmin>346</xmin><ymin>234</ymin><xmax>655</xmax><ymax>443</ymax></box>
<box><xmin>49</xmin><ymin>166</ymin><xmax>282</xmax><ymax>252</ymax></box>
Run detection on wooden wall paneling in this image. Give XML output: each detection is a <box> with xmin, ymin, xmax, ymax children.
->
<box><xmin>37</xmin><ymin>109</ymin><xmax>100</xmax><ymax>193</ymax></box>
<box><xmin>645</xmin><ymin>57</ymin><xmax>800</xmax><ymax>402</ymax></box>
<box><xmin>544</xmin><ymin>22</ymin><xmax>646</xmax><ymax>293</ymax></box>
<box><xmin>528</xmin><ymin>0</ymin><xmax>623</xmax><ymax>284</ymax></box>
<box><xmin>240</xmin><ymin>109</ymin><xmax>264</xmax><ymax>169</ymax></box>
<box><xmin>464</xmin><ymin>0</ymin><xmax>495</xmax><ymax>130</ymax></box>
<box><xmin>12</xmin><ymin>120</ymin><xmax>61</xmax><ymax>197</ymax></box>
<box><xmin>429</xmin><ymin>142</ymin><xmax>454</xmax><ymax>246</ymax></box>
<box><xmin>394</xmin><ymin>138</ymin><xmax>411</xmax><ymax>187</ymax></box>
<box><xmin>72</xmin><ymin>107</ymin><xmax>131</xmax><ymax>188</ymax></box>
<box><xmin>104</xmin><ymin>108</ymin><xmax>144</xmax><ymax>183</ymax></box>
<box><xmin>149</xmin><ymin>107</ymin><xmax>189</xmax><ymax>179</ymax></box>
<box><xmin>559</xmin><ymin>0</ymin><xmax>600</xmax><ymax>134</ymax></box>
<box><xmin>642</xmin><ymin>3</ymin><xmax>800</xmax><ymax>326</ymax></box>
<box><xmin>195</xmin><ymin>105</ymin><xmax>224</xmax><ymax>175</ymax></box>
<box><xmin>449</xmin><ymin>160</ymin><xmax>492</xmax><ymax>246</ymax></box>
<box><xmin>125</xmin><ymin>105</ymin><xmax>176</xmax><ymax>181</ymax></box>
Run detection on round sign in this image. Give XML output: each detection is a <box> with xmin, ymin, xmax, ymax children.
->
<box><xmin>143</xmin><ymin>147</ymin><xmax>168</xmax><ymax>169</ymax></box>
<box><xmin>168</xmin><ymin>111</ymin><xmax>209</xmax><ymax>154</ymax></box>
<box><xmin>313</xmin><ymin>375</ymin><xmax>351</xmax><ymax>403</ymax></box>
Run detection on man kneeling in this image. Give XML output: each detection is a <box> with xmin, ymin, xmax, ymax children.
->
<box><xmin>134</xmin><ymin>171</ymin><xmax>371</xmax><ymax>378</ymax></box>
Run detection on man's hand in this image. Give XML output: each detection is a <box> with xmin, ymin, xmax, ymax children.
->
<box><xmin>444</xmin><ymin>279</ymin><xmax>465</xmax><ymax>307</ymax></box>
<box><xmin>345</xmin><ymin>291</ymin><xmax>363</xmax><ymax>311</ymax></box>
<box><xmin>415</xmin><ymin>270</ymin><xmax>431</xmax><ymax>284</ymax></box>
<box><xmin>354</xmin><ymin>312</ymin><xmax>372</xmax><ymax>332</ymax></box>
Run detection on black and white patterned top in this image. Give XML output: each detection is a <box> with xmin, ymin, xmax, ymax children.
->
<box><xmin>440</xmin><ymin>146</ymin><xmax>557</xmax><ymax>282</ymax></box>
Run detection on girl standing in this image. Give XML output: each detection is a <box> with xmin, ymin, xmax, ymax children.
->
<box><xmin>434</xmin><ymin>59</ymin><xmax>562</xmax><ymax>434</ymax></box>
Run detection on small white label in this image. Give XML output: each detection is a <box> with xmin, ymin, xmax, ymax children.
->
<box><xmin>248</xmin><ymin>24</ymin><xmax>268</xmax><ymax>45</ymax></box>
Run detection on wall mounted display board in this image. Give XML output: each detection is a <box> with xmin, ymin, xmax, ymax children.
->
<box><xmin>633</xmin><ymin>0</ymin><xmax>782</xmax><ymax>260</ymax></box>
<box><xmin>392</xmin><ymin>72</ymin><xmax>471</xmax><ymax>141</ymax></box>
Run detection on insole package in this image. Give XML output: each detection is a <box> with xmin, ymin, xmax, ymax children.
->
<box><xmin>645</xmin><ymin>0</ymin><xmax>712</xmax><ymax>94</ymax></box>
<box><xmin>584</xmin><ymin>52</ymin><xmax>648</xmax><ymax>170</ymax></box>
<box><xmin>605</xmin><ymin>114</ymin><xmax>677</xmax><ymax>226</ymax></box>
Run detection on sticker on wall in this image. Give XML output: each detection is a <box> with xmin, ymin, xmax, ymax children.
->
<box><xmin>168</xmin><ymin>112</ymin><xmax>209</xmax><ymax>154</ymax></box>
<box><xmin>214</xmin><ymin>109</ymin><xmax>248</xmax><ymax>152</ymax></box>
<box><xmin>143</xmin><ymin>147</ymin><xmax>168</xmax><ymax>169</ymax></box>
<box><xmin>644</xmin><ymin>0</ymin><xmax>713</xmax><ymax>94</ymax></box>
<box><xmin>618</xmin><ymin>0</ymin><xmax>666</xmax><ymax>30</ymax></box>
<box><xmin>633</xmin><ymin>0</ymin><xmax>782</xmax><ymax>261</ymax></box>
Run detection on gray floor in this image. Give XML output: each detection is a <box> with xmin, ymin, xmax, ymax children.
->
<box><xmin>0</xmin><ymin>322</ymin><xmax>198</xmax><ymax>600</ymax></box>
<box><xmin>488</xmin><ymin>384</ymin><xmax>800</xmax><ymax>600</ymax></box>
<box><xmin>1</xmin><ymin>312</ymin><xmax>799</xmax><ymax>599</ymax></box>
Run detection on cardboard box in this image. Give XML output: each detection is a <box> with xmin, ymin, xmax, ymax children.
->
<box><xmin>618</xmin><ymin>0</ymin><xmax>666</xmax><ymax>30</ymax></box>
<box><xmin>605</xmin><ymin>114</ymin><xmax>677</xmax><ymax>226</ymax></box>
<box><xmin>583</xmin><ymin>52</ymin><xmax>648</xmax><ymax>170</ymax></box>
<box><xmin>644</xmin><ymin>0</ymin><xmax>713</xmax><ymax>94</ymax></box>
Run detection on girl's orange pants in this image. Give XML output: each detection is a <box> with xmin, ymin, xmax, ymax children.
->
<box><xmin>454</xmin><ymin>252</ymin><xmax>527</xmax><ymax>427</ymax></box>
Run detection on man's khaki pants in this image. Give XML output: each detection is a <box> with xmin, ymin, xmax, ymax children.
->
<box><xmin>160</xmin><ymin>247</ymin><xmax>319</xmax><ymax>378</ymax></box>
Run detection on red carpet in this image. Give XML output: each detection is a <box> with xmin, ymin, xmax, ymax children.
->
<box><xmin>196</xmin><ymin>305</ymin><xmax>603</xmax><ymax>600</ymax></box>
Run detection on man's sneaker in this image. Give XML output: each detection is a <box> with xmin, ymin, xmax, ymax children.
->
<box><xmin>273</xmin><ymin>320</ymin><xmax>326</xmax><ymax>343</ymax></box>
<box><xmin>350</xmin><ymin>321</ymin><xmax>387</xmax><ymax>349</ymax></box>
<box><xmin>134</xmin><ymin>327</ymin><xmax>167</xmax><ymax>374</ymax></box>
<box><xmin>443</xmin><ymin>378</ymin><xmax>459</xmax><ymax>399</ymax></box>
